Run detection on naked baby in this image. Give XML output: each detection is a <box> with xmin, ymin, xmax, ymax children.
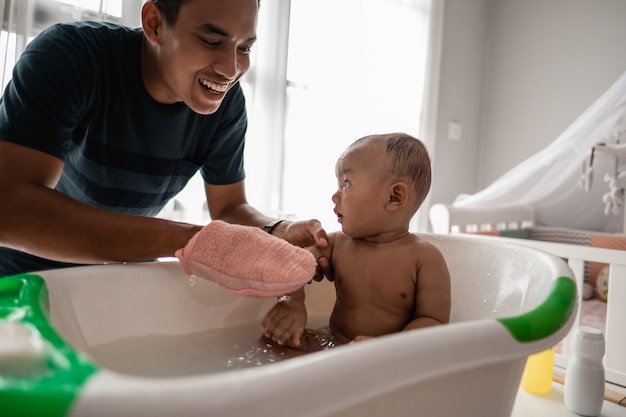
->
<box><xmin>261</xmin><ymin>133</ymin><xmax>451</xmax><ymax>350</ymax></box>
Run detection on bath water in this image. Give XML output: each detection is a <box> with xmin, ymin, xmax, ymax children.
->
<box><xmin>85</xmin><ymin>316</ymin><xmax>330</xmax><ymax>377</ymax></box>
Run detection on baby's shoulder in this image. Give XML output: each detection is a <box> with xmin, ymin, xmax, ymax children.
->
<box><xmin>404</xmin><ymin>234</ymin><xmax>446</xmax><ymax>258</ymax></box>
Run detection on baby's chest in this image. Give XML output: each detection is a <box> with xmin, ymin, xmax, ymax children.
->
<box><xmin>334</xmin><ymin>258</ymin><xmax>417</xmax><ymax>299</ymax></box>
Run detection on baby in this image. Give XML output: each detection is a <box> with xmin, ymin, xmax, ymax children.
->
<box><xmin>261</xmin><ymin>133</ymin><xmax>451</xmax><ymax>348</ymax></box>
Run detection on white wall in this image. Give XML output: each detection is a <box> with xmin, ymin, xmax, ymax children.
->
<box><xmin>429</xmin><ymin>0</ymin><xmax>626</xmax><ymax>209</ymax></box>
<box><xmin>428</xmin><ymin>0</ymin><xmax>488</xmax><ymax>208</ymax></box>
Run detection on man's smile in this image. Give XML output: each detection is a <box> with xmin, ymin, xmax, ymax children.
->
<box><xmin>199</xmin><ymin>78</ymin><xmax>229</xmax><ymax>93</ymax></box>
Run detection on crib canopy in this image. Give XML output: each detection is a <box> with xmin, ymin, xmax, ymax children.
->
<box><xmin>454</xmin><ymin>71</ymin><xmax>626</xmax><ymax>234</ymax></box>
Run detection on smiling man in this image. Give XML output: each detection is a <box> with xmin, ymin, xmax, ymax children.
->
<box><xmin>0</xmin><ymin>0</ymin><xmax>328</xmax><ymax>277</ymax></box>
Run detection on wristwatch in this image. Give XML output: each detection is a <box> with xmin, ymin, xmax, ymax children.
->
<box><xmin>263</xmin><ymin>219</ymin><xmax>285</xmax><ymax>234</ymax></box>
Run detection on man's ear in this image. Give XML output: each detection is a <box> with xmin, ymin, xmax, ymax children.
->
<box><xmin>142</xmin><ymin>1</ymin><xmax>164</xmax><ymax>43</ymax></box>
<box><xmin>386</xmin><ymin>182</ymin><xmax>409</xmax><ymax>211</ymax></box>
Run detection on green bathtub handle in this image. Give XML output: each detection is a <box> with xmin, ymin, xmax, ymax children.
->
<box><xmin>0</xmin><ymin>274</ymin><xmax>99</xmax><ymax>417</ymax></box>
<box><xmin>497</xmin><ymin>276</ymin><xmax>577</xmax><ymax>342</ymax></box>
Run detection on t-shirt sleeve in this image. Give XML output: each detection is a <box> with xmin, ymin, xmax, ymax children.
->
<box><xmin>0</xmin><ymin>24</ymin><xmax>93</xmax><ymax>161</ymax></box>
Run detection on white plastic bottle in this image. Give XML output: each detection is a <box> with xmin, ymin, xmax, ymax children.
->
<box><xmin>564</xmin><ymin>326</ymin><xmax>605</xmax><ymax>416</ymax></box>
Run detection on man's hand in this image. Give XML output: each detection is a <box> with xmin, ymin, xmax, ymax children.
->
<box><xmin>274</xmin><ymin>219</ymin><xmax>334</xmax><ymax>282</ymax></box>
<box><xmin>275</xmin><ymin>219</ymin><xmax>328</xmax><ymax>248</ymax></box>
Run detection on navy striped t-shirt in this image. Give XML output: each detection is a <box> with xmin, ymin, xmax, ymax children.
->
<box><xmin>0</xmin><ymin>21</ymin><xmax>248</xmax><ymax>275</ymax></box>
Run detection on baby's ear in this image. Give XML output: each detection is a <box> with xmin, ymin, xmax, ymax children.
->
<box><xmin>386</xmin><ymin>182</ymin><xmax>410</xmax><ymax>210</ymax></box>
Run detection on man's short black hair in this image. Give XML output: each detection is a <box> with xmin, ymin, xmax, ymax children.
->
<box><xmin>152</xmin><ymin>0</ymin><xmax>191</xmax><ymax>27</ymax></box>
<box><xmin>152</xmin><ymin>0</ymin><xmax>260</xmax><ymax>27</ymax></box>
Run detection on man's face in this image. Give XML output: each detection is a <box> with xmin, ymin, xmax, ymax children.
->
<box><xmin>153</xmin><ymin>0</ymin><xmax>258</xmax><ymax>114</ymax></box>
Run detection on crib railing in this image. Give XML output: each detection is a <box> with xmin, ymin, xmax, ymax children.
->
<box><xmin>481</xmin><ymin>236</ymin><xmax>625</xmax><ymax>388</ymax></box>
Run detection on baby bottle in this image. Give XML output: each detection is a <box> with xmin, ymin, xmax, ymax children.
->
<box><xmin>564</xmin><ymin>326</ymin><xmax>605</xmax><ymax>416</ymax></box>
<box><xmin>521</xmin><ymin>347</ymin><xmax>554</xmax><ymax>394</ymax></box>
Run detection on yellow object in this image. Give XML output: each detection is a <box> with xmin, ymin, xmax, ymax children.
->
<box><xmin>596</xmin><ymin>265</ymin><xmax>609</xmax><ymax>302</ymax></box>
<box><xmin>521</xmin><ymin>348</ymin><xmax>554</xmax><ymax>394</ymax></box>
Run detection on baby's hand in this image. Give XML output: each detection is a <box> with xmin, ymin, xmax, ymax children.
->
<box><xmin>261</xmin><ymin>295</ymin><xmax>307</xmax><ymax>347</ymax></box>
<box><xmin>349</xmin><ymin>335</ymin><xmax>374</xmax><ymax>344</ymax></box>
<box><xmin>307</xmin><ymin>244</ymin><xmax>334</xmax><ymax>283</ymax></box>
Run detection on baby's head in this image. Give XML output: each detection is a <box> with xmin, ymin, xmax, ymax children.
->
<box><xmin>333</xmin><ymin>133</ymin><xmax>431</xmax><ymax>236</ymax></box>
<box><xmin>341</xmin><ymin>133</ymin><xmax>431</xmax><ymax>209</ymax></box>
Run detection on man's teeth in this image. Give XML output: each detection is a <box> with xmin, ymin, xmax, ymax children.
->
<box><xmin>200</xmin><ymin>79</ymin><xmax>228</xmax><ymax>92</ymax></box>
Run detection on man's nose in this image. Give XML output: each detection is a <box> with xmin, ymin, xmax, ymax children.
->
<box><xmin>213</xmin><ymin>48</ymin><xmax>239</xmax><ymax>79</ymax></box>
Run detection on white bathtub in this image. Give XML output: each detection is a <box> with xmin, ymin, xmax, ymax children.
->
<box><xmin>0</xmin><ymin>234</ymin><xmax>577</xmax><ymax>417</ymax></box>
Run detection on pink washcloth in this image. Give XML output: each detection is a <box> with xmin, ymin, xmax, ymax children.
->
<box><xmin>175</xmin><ymin>220</ymin><xmax>316</xmax><ymax>297</ymax></box>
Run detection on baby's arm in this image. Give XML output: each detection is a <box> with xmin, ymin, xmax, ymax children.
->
<box><xmin>261</xmin><ymin>236</ymin><xmax>336</xmax><ymax>346</ymax></box>
<box><xmin>404</xmin><ymin>242</ymin><xmax>451</xmax><ymax>331</ymax></box>
<box><xmin>261</xmin><ymin>287</ymin><xmax>307</xmax><ymax>347</ymax></box>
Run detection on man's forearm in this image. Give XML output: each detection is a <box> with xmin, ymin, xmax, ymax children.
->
<box><xmin>0</xmin><ymin>184</ymin><xmax>201</xmax><ymax>264</ymax></box>
<box><xmin>209</xmin><ymin>201</ymin><xmax>284</xmax><ymax>231</ymax></box>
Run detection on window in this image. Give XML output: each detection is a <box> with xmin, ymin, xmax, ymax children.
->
<box><xmin>278</xmin><ymin>0</ymin><xmax>432</xmax><ymax>231</ymax></box>
<box><xmin>1</xmin><ymin>0</ymin><xmax>135</xmax><ymax>89</ymax></box>
<box><xmin>58</xmin><ymin>0</ymin><xmax>122</xmax><ymax>18</ymax></box>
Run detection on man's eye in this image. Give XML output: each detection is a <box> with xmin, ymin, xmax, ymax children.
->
<box><xmin>239</xmin><ymin>45</ymin><xmax>253</xmax><ymax>55</ymax></box>
<box><xmin>201</xmin><ymin>38</ymin><xmax>220</xmax><ymax>47</ymax></box>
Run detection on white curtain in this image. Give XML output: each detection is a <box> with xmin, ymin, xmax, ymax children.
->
<box><xmin>454</xmin><ymin>70</ymin><xmax>626</xmax><ymax>233</ymax></box>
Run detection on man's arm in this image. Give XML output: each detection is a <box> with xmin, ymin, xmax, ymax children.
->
<box><xmin>0</xmin><ymin>141</ymin><xmax>200</xmax><ymax>264</ymax></box>
<box><xmin>204</xmin><ymin>181</ymin><xmax>330</xmax><ymax>249</ymax></box>
<box><xmin>204</xmin><ymin>181</ymin><xmax>277</xmax><ymax>228</ymax></box>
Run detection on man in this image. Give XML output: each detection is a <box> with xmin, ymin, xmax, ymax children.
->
<box><xmin>0</xmin><ymin>0</ymin><xmax>327</xmax><ymax>277</ymax></box>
